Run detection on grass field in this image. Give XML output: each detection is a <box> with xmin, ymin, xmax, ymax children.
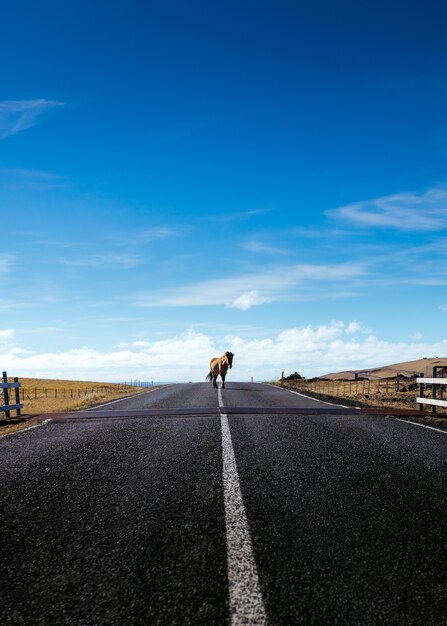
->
<box><xmin>14</xmin><ymin>377</ymin><xmax>153</xmax><ymax>414</ymax></box>
<box><xmin>0</xmin><ymin>377</ymin><xmax>160</xmax><ymax>436</ymax></box>
<box><xmin>280</xmin><ymin>378</ymin><xmax>446</xmax><ymax>412</ymax></box>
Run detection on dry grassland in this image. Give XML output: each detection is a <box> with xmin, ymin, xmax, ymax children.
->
<box><xmin>280</xmin><ymin>378</ymin><xmax>447</xmax><ymax>413</ymax></box>
<box><xmin>15</xmin><ymin>377</ymin><xmax>152</xmax><ymax>414</ymax></box>
<box><xmin>0</xmin><ymin>377</ymin><xmax>159</xmax><ymax>436</ymax></box>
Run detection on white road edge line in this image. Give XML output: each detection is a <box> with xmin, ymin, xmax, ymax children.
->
<box><xmin>218</xmin><ymin>384</ymin><xmax>267</xmax><ymax>625</ymax></box>
<box><xmin>0</xmin><ymin>418</ymin><xmax>52</xmax><ymax>438</ymax></box>
<box><xmin>86</xmin><ymin>386</ymin><xmax>169</xmax><ymax>410</ymax></box>
<box><xmin>269</xmin><ymin>383</ymin><xmax>355</xmax><ymax>410</ymax></box>
<box><xmin>395</xmin><ymin>418</ymin><xmax>447</xmax><ymax>435</ymax></box>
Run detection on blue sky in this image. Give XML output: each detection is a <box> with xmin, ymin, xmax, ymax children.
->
<box><xmin>1</xmin><ymin>0</ymin><xmax>446</xmax><ymax>381</ymax></box>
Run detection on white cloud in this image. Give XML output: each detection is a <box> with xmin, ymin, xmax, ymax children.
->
<box><xmin>0</xmin><ymin>99</ymin><xmax>64</xmax><ymax>138</ymax></box>
<box><xmin>345</xmin><ymin>321</ymin><xmax>370</xmax><ymax>335</ymax></box>
<box><xmin>2</xmin><ymin>323</ymin><xmax>446</xmax><ymax>382</ymax></box>
<box><xmin>328</xmin><ymin>186</ymin><xmax>447</xmax><ymax>231</ymax></box>
<box><xmin>132</xmin><ymin>262</ymin><xmax>365</xmax><ymax>308</ymax></box>
<box><xmin>0</xmin><ymin>329</ymin><xmax>14</xmax><ymax>339</ymax></box>
<box><xmin>229</xmin><ymin>290</ymin><xmax>271</xmax><ymax>311</ymax></box>
<box><xmin>440</xmin><ymin>304</ymin><xmax>447</xmax><ymax>312</ymax></box>
<box><xmin>117</xmin><ymin>340</ymin><xmax>152</xmax><ymax>348</ymax></box>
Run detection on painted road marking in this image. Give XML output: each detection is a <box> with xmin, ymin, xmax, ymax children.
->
<box><xmin>396</xmin><ymin>418</ymin><xmax>447</xmax><ymax>435</ymax></box>
<box><xmin>286</xmin><ymin>388</ymin><xmax>351</xmax><ymax>408</ymax></box>
<box><xmin>0</xmin><ymin>418</ymin><xmax>52</xmax><ymax>438</ymax></box>
<box><xmin>86</xmin><ymin>387</ymin><xmax>168</xmax><ymax>410</ymax></box>
<box><xmin>218</xmin><ymin>385</ymin><xmax>267</xmax><ymax>625</ymax></box>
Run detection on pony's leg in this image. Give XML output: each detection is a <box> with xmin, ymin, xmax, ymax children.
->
<box><xmin>221</xmin><ymin>374</ymin><xmax>225</xmax><ymax>389</ymax></box>
<box><xmin>213</xmin><ymin>375</ymin><xmax>218</xmax><ymax>388</ymax></box>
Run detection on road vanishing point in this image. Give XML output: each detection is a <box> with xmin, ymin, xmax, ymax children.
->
<box><xmin>1</xmin><ymin>382</ymin><xmax>447</xmax><ymax>625</ymax></box>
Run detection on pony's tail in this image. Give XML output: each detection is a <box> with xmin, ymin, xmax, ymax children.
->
<box><xmin>206</xmin><ymin>371</ymin><xmax>213</xmax><ymax>382</ymax></box>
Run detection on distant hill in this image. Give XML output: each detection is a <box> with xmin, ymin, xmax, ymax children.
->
<box><xmin>322</xmin><ymin>357</ymin><xmax>447</xmax><ymax>380</ymax></box>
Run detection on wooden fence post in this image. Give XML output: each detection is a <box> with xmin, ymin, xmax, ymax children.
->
<box><xmin>432</xmin><ymin>367</ymin><xmax>437</xmax><ymax>414</ymax></box>
<box><xmin>3</xmin><ymin>371</ymin><xmax>10</xmax><ymax>419</ymax></box>
<box><xmin>14</xmin><ymin>377</ymin><xmax>21</xmax><ymax>416</ymax></box>
<box><xmin>419</xmin><ymin>374</ymin><xmax>425</xmax><ymax>411</ymax></box>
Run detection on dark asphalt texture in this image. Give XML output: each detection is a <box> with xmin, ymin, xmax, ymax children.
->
<box><xmin>1</xmin><ymin>382</ymin><xmax>447</xmax><ymax>625</ymax></box>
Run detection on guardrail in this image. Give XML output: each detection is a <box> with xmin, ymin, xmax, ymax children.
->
<box><xmin>1</xmin><ymin>371</ymin><xmax>23</xmax><ymax>420</ymax></box>
<box><xmin>417</xmin><ymin>366</ymin><xmax>447</xmax><ymax>413</ymax></box>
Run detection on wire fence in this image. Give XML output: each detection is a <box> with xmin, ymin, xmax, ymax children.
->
<box><xmin>287</xmin><ymin>373</ymin><xmax>447</xmax><ymax>404</ymax></box>
<box><xmin>19</xmin><ymin>384</ymin><xmax>133</xmax><ymax>401</ymax></box>
<box><xmin>301</xmin><ymin>377</ymin><xmax>419</xmax><ymax>396</ymax></box>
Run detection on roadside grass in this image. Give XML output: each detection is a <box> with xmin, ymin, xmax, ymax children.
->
<box><xmin>271</xmin><ymin>379</ymin><xmax>432</xmax><ymax>410</ymax></box>
<box><xmin>0</xmin><ymin>377</ymin><xmax>162</xmax><ymax>436</ymax></box>
<box><xmin>271</xmin><ymin>379</ymin><xmax>447</xmax><ymax>428</ymax></box>
<box><xmin>0</xmin><ymin>423</ymin><xmax>41</xmax><ymax>437</ymax></box>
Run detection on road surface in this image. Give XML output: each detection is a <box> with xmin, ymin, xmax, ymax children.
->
<box><xmin>1</xmin><ymin>382</ymin><xmax>447</xmax><ymax>625</ymax></box>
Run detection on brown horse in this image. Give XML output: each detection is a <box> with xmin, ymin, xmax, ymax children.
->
<box><xmin>206</xmin><ymin>351</ymin><xmax>234</xmax><ymax>388</ymax></box>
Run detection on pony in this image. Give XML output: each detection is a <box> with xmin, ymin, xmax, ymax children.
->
<box><xmin>206</xmin><ymin>351</ymin><xmax>234</xmax><ymax>389</ymax></box>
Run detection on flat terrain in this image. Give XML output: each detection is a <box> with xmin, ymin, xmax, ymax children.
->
<box><xmin>0</xmin><ymin>377</ymin><xmax>155</xmax><ymax>436</ymax></box>
<box><xmin>1</xmin><ymin>382</ymin><xmax>447</xmax><ymax>624</ymax></box>
<box><xmin>13</xmin><ymin>376</ymin><xmax>151</xmax><ymax>414</ymax></box>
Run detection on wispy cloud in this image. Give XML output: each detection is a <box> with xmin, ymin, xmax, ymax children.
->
<box><xmin>0</xmin><ymin>255</ymin><xmax>14</xmax><ymax>273</ymax></box>
<box><xmin>292</xmin><ymin>227</ymin><xmax>354</xmax><ymax>239</ymax></box>
<box><xmin>242</xmin><ymin>240</ymin><xmax>289</xmax><ymax>255</ymax></box>
<box><xmin>110</xmin><ymin>226</ymin><xmax>187</xmax><ymax>246</ymax></box>
<box><xmin>327</xmin><ymin>186</ymin><xmax>447</xmax><ymax>231</ymax></box>
<box><xmin>138</xmin><ymin>227</ymin><xmax>178</xmax><ymax>241</ymax></box>
<box><xmin>230</xmin><ymin>290</ymin><xmax>272</xmax><ymax>311</ymax></box>
<box><xmin>132</xmin><ymin>262</ymin><xmax>365</xmax><ymax>310</ymax></box>
<box><xmin>0</xmin><ymin>99</ymin><xmax>64</xmax><ymax>138</ymax></box>
<box><xmin>363</xmin><ymin>237</ymin><xmax>447</xmax><ymax>286</ymax></box>
<box><xmin>0</xmin><ymin>167</ymin><xmax>66</xmax><ymax>190</ymax></box>
<box><xmin>212</xmin><ymin>208</ymin><xmax>272</xmax><ymax>222</ymax></box>
<box><xmin>105</xmin><ymin>317</ymin><xmax>143</xmax><ymax>323</ymax></box>
<box><xmin>61</xmin><ymin>253</ymin><xmax>143</xmax><ymax>269</ymax></box>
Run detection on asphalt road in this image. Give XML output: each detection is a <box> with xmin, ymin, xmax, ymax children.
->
<box><xmin>1</xmin><ymin>382</ymin><xmax>447</xmax><ymax>625</ymax></box>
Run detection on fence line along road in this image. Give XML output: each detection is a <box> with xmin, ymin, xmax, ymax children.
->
<box><xmin>288</xmin><ymin>375</ymin><xmax>420</xmax><ymax>396</ymax></box>
<box><xmin>282</xmin><ymin>368</ymin><xmax>447</xmax><ymax>416</ymax></box>
<box><xmin>21</xmin><ymin>384</ymin><xmax>135</xmax><ymax>401</ymax></box>
<box><xmin>0</xmin><ymin>371</ymin><xmax>23</xmax><ymax>420</ymax></box>
<box><xmin>417</xmin><ymin>365</ymin><xmax>447</xmax><ymax>413</ymax></box>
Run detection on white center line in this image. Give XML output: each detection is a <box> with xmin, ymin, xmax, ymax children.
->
<box><xmin>218</xmin><ymin>384</ymin><xmax>267</xmax><ymax>625</ymax></box>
